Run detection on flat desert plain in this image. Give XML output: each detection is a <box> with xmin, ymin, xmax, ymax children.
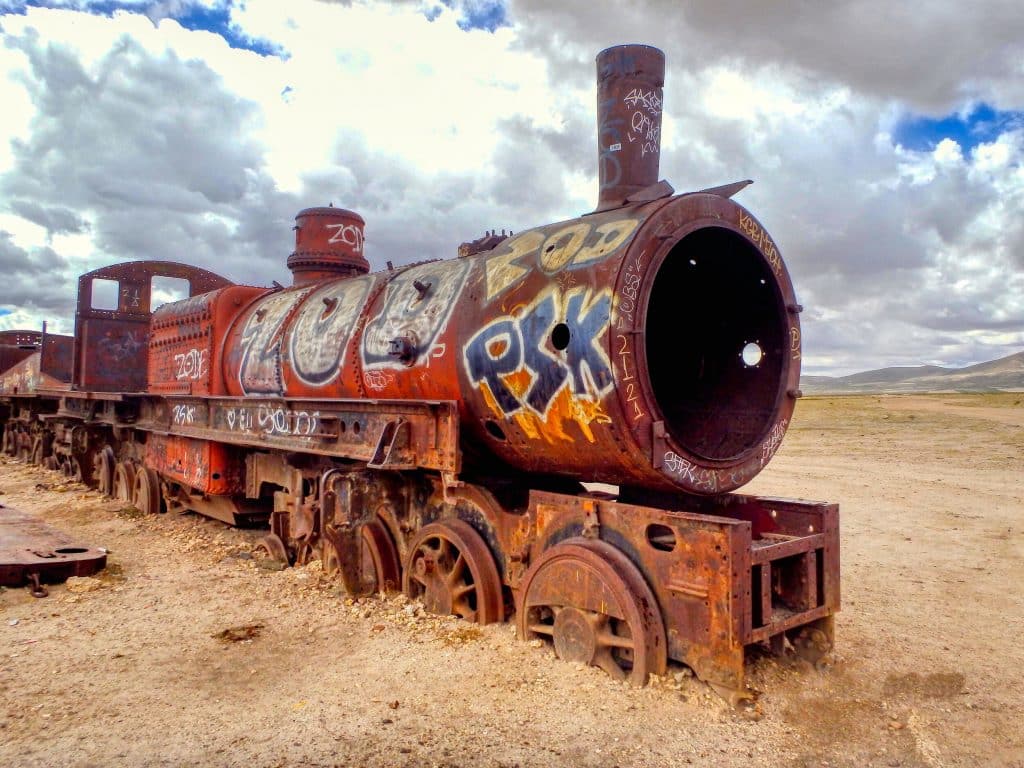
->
<box><xmin>1</xmin><ymin>393</ymin><xmax>1021</xmax><ymax>767</ymax></box>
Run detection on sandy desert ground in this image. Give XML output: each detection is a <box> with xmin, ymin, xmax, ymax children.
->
<box><xmin>1</xmin><ymin>393</ymin><xmax>1022</xmax><ymax>767</ymax></box>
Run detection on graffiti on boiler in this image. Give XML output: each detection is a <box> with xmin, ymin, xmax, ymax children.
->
<box><xmin>464</xmin><ymin>286</ymin><xmax>614</xmax><ymax>443</ymax></box>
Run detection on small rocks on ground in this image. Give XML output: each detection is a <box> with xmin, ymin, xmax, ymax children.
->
<box><xmin>65</xmin><ymin>576</ymin><xmax>103</xmax><ymax>594</ymax></box>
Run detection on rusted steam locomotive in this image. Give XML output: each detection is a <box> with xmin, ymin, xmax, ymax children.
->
<box><xmin>0</xmin><ymin>45</ymin><xmax>838</xmax><ymax>699</ymax></box>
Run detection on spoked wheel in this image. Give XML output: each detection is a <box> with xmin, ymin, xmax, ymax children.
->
<box><xmin>322</xmin><ymin>518</ymin><xmax>402</xmax><ymax>593</ymax></box>
<box><xmin>96</xmin><ymin>447</ymin><xmax>116</xmax><ymax>496</ymax></box>
<box><xmin>403</xmin><ymin>518</ymin><xmax>504</xmax><ymax>624</ymax></box>
<box><xmin>132</xmin><ymin>466</ymin><xmax>164</xmax><ymax>514</ymax></box>
<box><xmin>517</xmin><ymin>538</ymin><xmax>667</xmax><ymax>686</ymax></box>
<box><xmin>113</xmin><ymin>461</ymin><xmax>136</xmax><ymax>503</ymax></box>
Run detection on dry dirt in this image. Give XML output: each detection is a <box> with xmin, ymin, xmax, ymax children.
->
<box><xmin>1</xmin><ymin>393</ymin><xmax>1022</xmax><ymax>767</ymax></box>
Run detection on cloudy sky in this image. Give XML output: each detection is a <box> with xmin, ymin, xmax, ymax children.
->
<box><xmin>0</xmin><ymin>0</ymin><xmax>1021</xmax><ymax>375</ymax></box>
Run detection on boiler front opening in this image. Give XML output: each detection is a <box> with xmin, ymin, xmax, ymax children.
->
<box><xmin>645</xmin><ymin>226</ymin><xmax>787</xmax><ymax>461</ymax></box>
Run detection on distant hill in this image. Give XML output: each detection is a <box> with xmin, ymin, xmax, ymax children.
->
<box><xmin>801</xmin><ymin>350</ymin><xmax>1024</xmax><ymax>394</ymax></box>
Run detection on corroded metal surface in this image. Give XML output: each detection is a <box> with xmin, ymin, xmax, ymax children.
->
<box><xmin>403</xmin><ymin>518</ymin><xmax>504</xmax><ymax>625</ymax></box>
<box><xmin>0</xmin><ymin>330</ymin><xmax>41</xmax><ymax>379</ymax></box>
<box><xmin>209</xmin><ymin>190</ymin><xmax>799</xmax><ymax>496</ymax></box>
<box><xmin>74</xmin><ymin>261</ymin><xmax>232</xmax><ymax>392</ymax></box>
<box><xmin>0</xmin><ymin>502</ymin><xmax>106</xmax><ymax>587</ymax></box>
<box><xmin>0</xmin><ymin>44</ymin><xmax>839</xmax><ymax>697</ymax></box>
<box><xmin>595</xmin><ymin>44</ymin><xmax>665</xmax><ymax>211</ymax></box>
<box><xmin>288</xmin><ymin>206</ymin><xmax>369</xmax><ymax>284</ymax></box>
<box><xmin>517</xmin><ymin>489</ymin><xmax>839</xmax><ymax>691</ymax></box>
<box><xmin>518</xmin><ymin>537</ymin><xmax>667</xmax><ymax>685</ymax></box>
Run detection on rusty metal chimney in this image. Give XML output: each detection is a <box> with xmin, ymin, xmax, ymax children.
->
<box><xmin>595</xmin><ymin>45</ymin><xmax>666</xmax><ymax>211</ymax></box>
<box><xmin>287</xmin><ymin>206</ymin><xmax>369</xmax><ymax>286</ymax></box>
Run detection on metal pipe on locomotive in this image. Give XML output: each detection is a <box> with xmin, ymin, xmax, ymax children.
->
<box><xmin>0</xmin><ymin>45</ymin><xmax>839</xmax><ymax>700</ymax></box>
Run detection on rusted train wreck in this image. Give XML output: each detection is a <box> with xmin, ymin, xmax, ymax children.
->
<box><xmin>0</xmin><ymin>45</ymin><xmax>839</xmax><ymax>700</ymax></box>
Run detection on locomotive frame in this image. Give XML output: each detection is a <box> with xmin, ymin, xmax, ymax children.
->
<box><xmin>0</xmin><ymin>45</ymin><xmax>839</xmax><ymax>702</ymax></box>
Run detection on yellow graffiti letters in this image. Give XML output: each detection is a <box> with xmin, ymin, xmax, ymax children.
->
<box><xmin>737</xmin><ymin>211</ymin><xmax>782</xmax><ymax>276</ymax></box>
<box><xmin>483</xmin><ymin>218</ymin><xmax>640</xmax><ymax>302</ymax></box>
<box><xmin>484</xmin><ymin>231</ymin><xmax>544</xmax><ymax>301</ymax></box>
<box><xmin>574</xmin><ymin>219</ymin><xmax>639</xmax><ymax>266</ymax></box>
<box><xmin>540</xmin><ymin>223</ymin><xmax>590</xmax><ymax>273</ymax></box>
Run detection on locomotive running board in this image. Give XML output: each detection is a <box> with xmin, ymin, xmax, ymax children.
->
<box><xmin>0</xmin><ymin>502</ymin><xmax>107</xmax><ymax>593</ymax></box>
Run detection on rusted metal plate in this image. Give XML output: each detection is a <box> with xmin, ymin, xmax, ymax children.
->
<box><xmin>520</xmin><ymin>489</ymin><xmax>838</xmax><ymax>691</ymax></box>
<box><xmin>0</xmin><ymin>502</ymin><xmax>106</xmax><ymax>587</ymax></box>
<box><xmin>40</xmin><ymin>332</ymin><xmax>73</xmax><ymax>384</ymax></box>
<box><xmin>140</xmin><ymin>397</ymin><xmax>460</xmax><ymax>474</ymax></box>
<box><xmin>145</xmin><ymin>433</ymin><xmax>244</xmax><ymax>495</ymax></box>
<box><xmin>74</xmin><ymin>261</ymin><xmax>232</xmax><ymax>392</ymax></box>
<box><xmin>0</xmin><ymin>329</ymin><xmax>41</xmax><ymax>377</ymax></box>
<box><xmin>148</xmin><ymin>286</ymin><xmax>267</xmax><ymax>395</ymax></box>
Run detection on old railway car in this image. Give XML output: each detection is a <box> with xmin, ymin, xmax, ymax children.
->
<box><xmin>0</xmin><ymin>45</ymin><xmax>839</xmax><ymax>700</ymax></box>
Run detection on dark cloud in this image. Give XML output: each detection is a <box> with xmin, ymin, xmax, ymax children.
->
<box><xmin>0</xmin><ymin>231</ymin><xmax>72</xmax><ymax>313</ymax></box>
<box><xmin>6</xmin><ymin>199</ymin><xmax>89</xmax><ymax>234</ymax></box>
<box><xmin>0</xmin><ymin>25</ymin><xmax>296</xmax><ymax>301</ymax></box>
<box><xmin>508</xmin><ymin>0</ymin><xmax>1024</xmax><ymax>113</ymax></box>
<box><xmin>1</xmin><ymin>3</ymin><xmax>1020</xmax><ymax>374</ymax></box>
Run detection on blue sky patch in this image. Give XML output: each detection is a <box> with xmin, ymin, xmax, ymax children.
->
<box><xmin>12</xmin><ymin>1</ymin><xmax>282</xmax><ymax>57</ymax></box>
<box><xmin>894</xmin><ymin>104</ymin><xmax>1024</xmax><ymax>152</ymax></box>
<box><xmin>435</xmin><ymin>0</ymin><xmax>508</xmax><ymax>32</ymax></box>
<box><xmin>173</xmin><ymin>2</ymin><xmax>282</xmax><ymax>57</ymax></box>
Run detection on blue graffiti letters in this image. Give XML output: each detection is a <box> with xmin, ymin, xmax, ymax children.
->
<box><xmin>519</xmin><ymin>293</ymin><xmax>569</xmax><ymax>413</ymax></box>
<box><xmin>464</xmin><ymin>287</ymin><xmax>614</xmax><ymax>417</ymax></box>
<box><xmin>464</xmin><ymin>320</ymin><xmax>523</xmax><ymax>414</ymax></box>
<box><xmin>564</xmin><ymin>290</ymin><xmax>613</xmax><ymax>395</ymax></box>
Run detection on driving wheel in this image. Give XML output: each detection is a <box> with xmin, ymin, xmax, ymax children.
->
<box><xmin>403</xmin><ymin>518</ymin><xmax>503</xmax><ymax>624</ymax></box>
<box><xmin>517</xmin><ymin>537</ymin><xmax>666</xmax><ymax>686</ymax></box>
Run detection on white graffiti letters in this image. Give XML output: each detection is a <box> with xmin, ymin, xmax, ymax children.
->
<box><xmin>760</xmin><ymin>419</ymin><xmax>788</xmax><ymax>468</ymax></box>
<box><xmin>622</xmin><ymin>88</ymin><xmax>662</xmax><ymax>158</ymax></box>
<box><xmin>662</xmin><ymin>451</ymin><xmax>718</xmax><ymax>493</ymax></box>
<box><xmin>223</xmin><ymin>405</ymin><xmax>319</xmax><ymax>437</ymax></box>
<box><xmin>325</xmin><ymin>223</ymin><xmax>364</xmax><ymax>252</ymax></box>
<box><xmin>173</xmin><ymin>348</ymin><xmax>208</xmax><ymax>381</ymax></box>
<box><xmin>289</xmin><ymin>278</ymin><xmax>372</xmax><ymax>386</ymax></box>
<box><xmin>172</xmin><ymin>404</ymin><xmax>196</xmax><ymax>425</ymax></box>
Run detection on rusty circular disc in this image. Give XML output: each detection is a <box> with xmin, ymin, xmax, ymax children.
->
<box><xmin>112</xmin><ymin>460</ymin><xmax>135</xmax><ymax>503</ymax></box>
<box><xmin>403</xmin><ymin>518</ymin><xmax>503</xmax><ymax>624</ymax></box>
<box><xmin>517</xmin><ymin>537</ymin><xmax>667</xmax><ymax>686</ymax></box>
<box><xmin>322</xmin><ymin>518</ymin><xmax>402</xmax><ymax>594</ymax></box>
<box><xmin>133</xmin><ymin>466</ymin><xmax>163</xmax><ymax>515</ymax></box>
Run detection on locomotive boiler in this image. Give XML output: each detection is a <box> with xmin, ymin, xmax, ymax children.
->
<box><xmin>0</xmin><ymin>45</ymin><xmax>838</xmax><ymax>701</ymax></box>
